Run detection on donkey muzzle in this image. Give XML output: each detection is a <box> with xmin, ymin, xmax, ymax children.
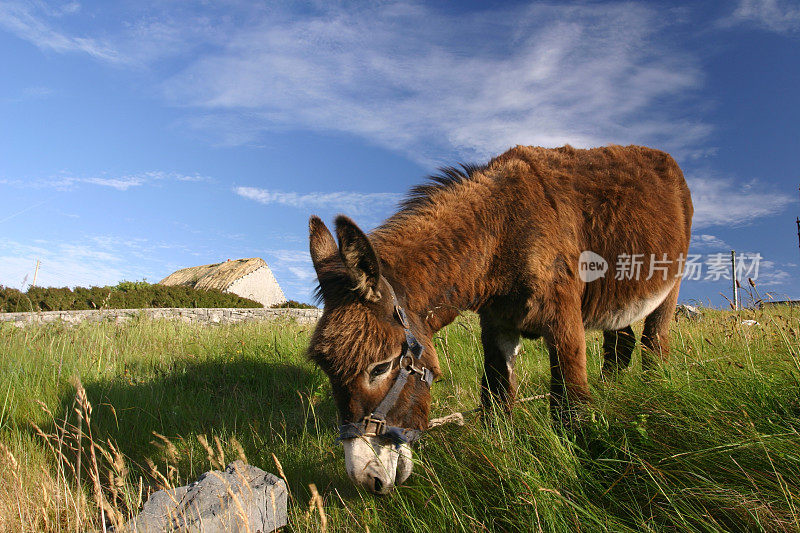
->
<box><xmin>342</xmin><ymin>436</ymin><xmax>413</xmax><ymax>494</ymax></box>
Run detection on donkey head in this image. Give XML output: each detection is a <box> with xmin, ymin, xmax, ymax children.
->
<box><xmin>307</xmin><ymin>215</ymin><xmax>438</xmax><ymax>494</ymax></box>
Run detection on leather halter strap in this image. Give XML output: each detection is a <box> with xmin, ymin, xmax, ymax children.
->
<box><xmin>338</xmin><ymin>278</ymin><xmax>433</xmax><ymax>446</ymax></box>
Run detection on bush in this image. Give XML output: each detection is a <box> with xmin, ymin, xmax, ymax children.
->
<box><xmin>113</xmin><ymin>279</ymin><xmax>152</xmax><ymax>291</ymax></box>
<box><xmin>270</xmin><ymin>300</ymin><xmax>317</xmax><ymax>309</ymax></box>
<box><xmin>0</xmin><ymin>283</ymin><xmax>262</xmax><ymax>312</ymax></box>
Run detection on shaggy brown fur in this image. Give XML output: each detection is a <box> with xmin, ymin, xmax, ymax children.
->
<box><xmin>309</xmin><ymin>144</ymin><xmax>693</xmax><ymax>431</ymax></box>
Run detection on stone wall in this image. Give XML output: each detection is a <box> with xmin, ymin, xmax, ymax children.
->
<box><xmin>0</xmin><ymin>307</ymin><xmax>322</xmax><ymax>327</ymax></box>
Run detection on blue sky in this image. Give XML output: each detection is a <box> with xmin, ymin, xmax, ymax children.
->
<box><xmin>0</xmin><ymin>0</ymin><xmax>798</xmax><ymax>306</ymax></box>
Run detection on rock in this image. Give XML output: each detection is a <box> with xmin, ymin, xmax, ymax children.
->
<box><xmin>121</xmin><ymin>460</ymin><xmax>287</xmax><ymax>532</ymax></box>
<box><xmin>428</xmin><ymin>412</ymin><xmax>465</xmax><ymax>428</ymax></box>
<box><xmin>676</xmin><ymin>304</ymin><xmax>702</xmax><ymax>320</ymax></box>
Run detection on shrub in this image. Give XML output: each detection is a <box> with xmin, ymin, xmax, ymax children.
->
<box><xmin>113</xmin><ymin>279</ymin><xmax>151</xmax><ymax>291</ymax></box>
<box><xmin>270</xmin><ymin>300</ymin><xmax>317</xmax><ymax>309</ymax></box>
<box><xmin>0</xmin><ymin>283</ymin><xmax>262</xmax><ymax>312</ymax></box>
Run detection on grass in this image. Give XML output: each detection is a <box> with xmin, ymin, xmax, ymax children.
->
<box><xmin>1</xmin><ymin>305</ymin><xmax>799</xmax><ymax>531</ymax></box>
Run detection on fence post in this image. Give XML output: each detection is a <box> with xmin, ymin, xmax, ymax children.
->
<box><xmin>31</xmin><ymin>259</ymin><xmax>40</xmax><ymax>288</ymax></box>
<box><xmin>730</xmin><ymin>250</ymin><xmax>739</xmax><ymax>310</ymax></box>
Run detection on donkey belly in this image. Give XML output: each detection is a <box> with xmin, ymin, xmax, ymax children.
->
<box><xmin>585</xmin><ymin>282</ymin><xmax>674</xmax><ymax>331</ymax></box>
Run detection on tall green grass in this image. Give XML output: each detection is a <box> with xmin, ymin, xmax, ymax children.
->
<box><xmin>1</xmin><ymin>306</ymin><xmax>798</xmax><ymax>531</ymax></box>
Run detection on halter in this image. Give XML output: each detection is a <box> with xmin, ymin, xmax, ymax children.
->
<box><xmin>338</xmin><ymin>279</ymin><xmax>434</xmax><ymax>446</ymax></box>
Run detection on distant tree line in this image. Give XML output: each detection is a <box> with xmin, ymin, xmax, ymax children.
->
<box><xmin>0</xmin><ymin>281</ymin><xmax>263</xmax><ymax>312</ymax></box>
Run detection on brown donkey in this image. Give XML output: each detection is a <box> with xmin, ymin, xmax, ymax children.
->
<box><xmin>308</xmin><ymin>145</ymin><xmax>693</xmax><ymax>494</ymax></box>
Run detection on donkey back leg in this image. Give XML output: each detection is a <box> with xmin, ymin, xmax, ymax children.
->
<box><xmin>479</xmin><ymin>312</ymin><xmax>521</xmax><ymax>414</ymax></box>
<box><xmin>601</xmin><ymin>325</ymin><xmax>636</xmax><ymax>378</ymax></box>
<box><xmin>642</xmin><ymin>281</ymin><xmax>681</xmax><ymax>370</ymax></box>
<box><xmin>543</xmin><ymin>300</ymin><xmax>590</xmax><ymax>425</ymax></box>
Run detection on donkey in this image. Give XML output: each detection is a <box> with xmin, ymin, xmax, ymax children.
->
<box><xmin>308</xmin><ymin>144</ymin><xmax>693</xmax><ymax>494</ymax></box>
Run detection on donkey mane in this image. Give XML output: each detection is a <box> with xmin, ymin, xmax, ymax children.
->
<box><xmin>313</xmin><ymin>162</ymin><xmax>487</xmax><ymax>306</ymax></box>
<box><xmin>397</xmin><ymin>163</ymin><xmax>487</xmax><ymax>214</ymax></box>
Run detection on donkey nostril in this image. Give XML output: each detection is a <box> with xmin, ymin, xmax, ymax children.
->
<box><xmin>373</xmin><ymin>476</ymin><xmax>383</xmax><ymax>493</ymax></box>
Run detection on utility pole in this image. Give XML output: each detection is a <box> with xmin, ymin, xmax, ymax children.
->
<box><xmin>731</xmin><ymin>250</ymin><xmax>739</xmax><ymax>311</ymax></box>
<box><xmin>796</xmin><ymin>185</ymin><xmax>800</xmax><ymax>260</ymax></box>
<box><xmin>31</xmin><ymin>259</ymin><xmax>40</xmax><ymax>288</ymax></box>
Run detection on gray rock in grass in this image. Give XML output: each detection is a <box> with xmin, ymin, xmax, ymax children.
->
<box><xmin>121</xmin><ymin>460</ymin><xmax>287</xmax><ymax>532</ymax></box>
<box><xmin>676</xmin><ymin>304</ymin><xmax>702</xmax><ymax>320</ymax></box>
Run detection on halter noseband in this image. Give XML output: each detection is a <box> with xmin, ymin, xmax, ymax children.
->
<box><xmin>338</xmin><ymin>279</ymin><xmax>434</xmax><ymax>446</ymax></box>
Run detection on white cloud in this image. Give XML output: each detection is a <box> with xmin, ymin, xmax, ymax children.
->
<box><xmin>0</xmin><ymin>171</ymin><xmax>211</xmax><ymax>191</ymax></box>
<box><xmin>288</xmin><ymin>266</ymin><xmax>315</xmax><ymax>282</ymax></box>
<box><xmin>264</xmin><ymin>249</ymin><xmax>311</xmax><ymax>264</ymax></box>
<box><xmin>723</xmin><ymin>0</ymin><xmax>800</xmax><ymax>33</ymax></box>
<box><xmin>0</xmin><ymin>2</ymin><xmax>710</xmax><ymax>164</ymax></box>
<box><xmin>1</xmin><ymin>85</ymin><xmax>54</xmax><ymax>104</ymax></box>
<box><xmin>687</xmin><ymin>174</ymin><xmax>792</xmax><ymax>228</ymax></box>
<box><xmin>0</xmin><ymin>237</ymin><xmax>134</xmax><ymax>288</ymax></box>
<box><xmin>161</xmin><ymin>2</ymin><xmax>705</xmax><ymax>164</ymax></box>
<box><xmin>21</xmin><ymin>85</ymin><xmax>53</xmax><ymax>98</ymax></box>
<box><xmin>0</xmin><ymin>234</ymin><xmax>210</xmax><ymax>289</ymax></box>
<box><xmin>0</xmin><ymin>1</ymin><xmax>263</xmax><ymax>67</ymax></box>
<box><xmin>81</xmin><ymin>176</ymin><xmax>146</xmax><ymax>191</ymax></box>
<box><xmin>690</xmin><ymin>234</ymin><xmax>730</xmax><ymax>250</ymax></box>
<box><xmin>235</xmin><ymin>186</ymin><xmax>401</xmax><ymax>216</ymax></box>
<box><xmin>755</xmin><ymin>259</ymin><xmax>793</xmax><ymax>286</ymax></box>
<box><xmin>0</xmin><ymin>0</ymin><xmax>121</xmax><ymax>62</ymax></box>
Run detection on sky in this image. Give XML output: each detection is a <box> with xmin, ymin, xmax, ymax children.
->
<box><xmin>0</xmin><ymin>0</ymin><xmax>798</xmax><ymax>306</ymax></box>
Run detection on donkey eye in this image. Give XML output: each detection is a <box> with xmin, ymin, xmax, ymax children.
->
<box><xmin>369</xmin><ymin>362</ymin><xmax>392</xmax><ymax>378</ymax></box>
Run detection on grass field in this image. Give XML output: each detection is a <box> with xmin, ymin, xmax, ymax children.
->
<box><xmin>1</xmin><ymin>305</ymin><xmax>799</xmax><ymax>532</ymax></box>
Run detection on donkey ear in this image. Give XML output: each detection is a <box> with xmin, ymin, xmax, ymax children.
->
<box><xmin>334</xmin><ymin>215</ymin><xmax>382</xmax><ymax>302</ymax></box>
<box><xmin>309</xmin><ymin>216</ymin><xmax>338</xmax><ymax>273</ymax></box>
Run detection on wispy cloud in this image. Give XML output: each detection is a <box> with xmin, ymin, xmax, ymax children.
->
<box><xmin>0</xmin><ymin>170</ymin><xmax>211</xmax><ymax>191</ymax></box>
<box><xmin>264</xmin><ymin>249</ymin><xmax>311</xmax><ymax>264</ymax></box>
<box><xmin>235</xmin><ymin>186</ymin><xmax>401</xmax><ymax>216</ymax></box>
<box><xmin>0</xmin><ymin>1</ymin><xmax>264</xmax><ymax>67</ymax></box>
<box><xmin>0</xmin><ymin>236</ymin><xmax>141</xmax><ymax>288</ymax></box>
<box><xmin>0</xmin><ymin>2</ymin><xmax>710</xmax><ymax>164</ymax></box>
<box><xmin>690</xmin><ymin>234</ymin><xmax>730</xmax><ymax>250</ymax></box>
<box><xmin>722</xmin><ymin>0</ymin><xmax>800</xmax><ymax>33</ymax></box>
<box><xmin>0</xmin><ymin>0</ymin><xmax>121</xmax><ymax>61</ymax></box>
<box><xmin>1</xmin><ymin>85</ymin><xmax>54</xmax><ymax>104</ymax></box>
<box><xmin>80</xmin><ymin>176</ymin><xmax>146</xmax><ymax>191</ymax></box>
<box><xmin>0</xmin><ymin>198</ymin><xmax>52</xmax><ymax>224</ymax></box>
<box><xmin>162</xmin><ymin>2</ymin><xmax>705</xmax><ymax>164</ymax></box>
<box><xmin>687</xmin><ymin>174</ymin><xmax>792</xmax><ymax>228</ymax></box>
<box><xmin>270</xmin><ymin>251</ymin><xmax>317</xmax><ymax>302</ymax></box>
<box><xmin>757</xmin><ymin>259</ymin><xmax>793</xmax><ymax>286</ymax></box>
<box><xmin>0</xmin><ymin>234</ymin><xmax>215</xmax><ymax>289</ymax></box>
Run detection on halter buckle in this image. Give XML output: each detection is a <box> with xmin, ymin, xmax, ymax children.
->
<box><xmin>362</xmin><ymin>416</ymin><xmax>386</xmax><ymax>438</ymax></box>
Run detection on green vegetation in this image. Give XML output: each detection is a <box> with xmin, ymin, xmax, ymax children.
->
<box><xmin>0</xmin><ymin>281</ymin><xmax>262</xmax><ymax>312</ymax></box>
<box><xmin>271</xmin><ymin>299</ymin><xmax>319</xmax><ymax>309</ymax></box>
<box><xmin>1</xmin><ymin>306</ymin><xmax>798</xmax><ymax>531</ymax></box>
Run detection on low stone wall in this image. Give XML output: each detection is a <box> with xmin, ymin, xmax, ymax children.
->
<box><xmin>0</xmin><ymin>307</ymin><xmax>323</xmax><ymax>327</ymax></box>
